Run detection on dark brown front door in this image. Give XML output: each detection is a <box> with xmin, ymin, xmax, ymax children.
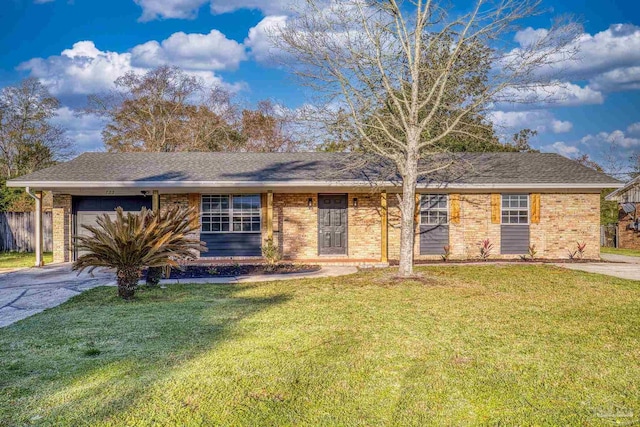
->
<box><xmin>318</xmin><ymin>194</ymin><xmax>347</xmax><ymax>255</ymax></box>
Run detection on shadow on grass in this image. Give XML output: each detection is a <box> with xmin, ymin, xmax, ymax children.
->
<box><xmin>0</xmin><ymin>283</ymin><xmax>290</xmax><ymax>425</ymax></box>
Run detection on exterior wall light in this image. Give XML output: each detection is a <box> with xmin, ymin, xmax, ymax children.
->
<box><xmin>307</xmin><ymin>197</ymin><xmax>313</xmax><ymax>209</ymax></box>
<box><xmin>353</xmin><ymin>197</ymin><xmax>358</xmax><ymax>208</ymax></box>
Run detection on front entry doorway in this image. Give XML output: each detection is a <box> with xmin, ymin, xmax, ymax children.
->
<box><xmin>318</xmin><ymin>194</ymin><xmax>348</xmax><ymax>255</ymax></box>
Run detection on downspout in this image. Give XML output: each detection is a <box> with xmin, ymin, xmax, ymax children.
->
<box><xmin>25</xmin><ymin>187</ymin><xmax>43</xmax><ymax>267</ymax></box>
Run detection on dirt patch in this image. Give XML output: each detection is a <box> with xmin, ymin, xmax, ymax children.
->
<box><xmin>166</xmin><ymin>263</ymin><xmax>321</xmax><ymax>279</ymax></box>
<box><xmin>390</xmin><ymin>258</ymin><xmax>603</xmax><ymax>265</ymax></box>
<box><xmin>372</xmin><ymin>271</ymin><xmax>445</xmax><ymax>287</ymax></box>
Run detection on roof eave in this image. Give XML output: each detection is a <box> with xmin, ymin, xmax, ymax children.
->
<box><xmin>6</xmin><ymin>179</ymin><xmax>624</xmax><ymax>191</ymax></box>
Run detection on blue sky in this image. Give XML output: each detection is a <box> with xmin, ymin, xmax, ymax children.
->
<box><xmin>1</xmin><ymin>0</ymin><xmax>639</xmax><ymax>175</ymax></box>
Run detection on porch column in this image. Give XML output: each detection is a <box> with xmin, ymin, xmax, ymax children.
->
<box><xmin>267</xmin><ymin>190</ymin><xmax>273</xmax><ymax>240</ymax></box>
<box><xmin>152</xmin><ymin>190</ymin><xmax>160</xmax><ymax>212</ymax></box>
<box><xmin>381</xmin><ymin>190</ymin><xmax>388</xmax><ymax>263</ymax></box>
<box><xmin>34</xmin><ymin>191</ymin><xmax>43</xmax><ymax>267</ymax></box>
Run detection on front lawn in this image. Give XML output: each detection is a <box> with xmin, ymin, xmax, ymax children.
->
<box><xmin>601</xmin><ymin>246</ymin><xmax>640</xmax><ymax>257</ymax></box>
<box><xmin>0</xmin><ymin>251</ymin><xmax>53</xmax><ymax>269</ymax></box>
<box><xmin>1</xmin><ymin>266</ymin><xmax>639</xmax><ymax>425</ymax></box>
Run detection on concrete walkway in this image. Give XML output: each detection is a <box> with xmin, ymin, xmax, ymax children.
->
<box><xmin>0</xmin><ymin>264</ymin><xmax>358</xmax><ymax>328</ymax></box>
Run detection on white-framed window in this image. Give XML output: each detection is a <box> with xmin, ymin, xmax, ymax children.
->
<box><xmin>420</xmin><ymin>194</ymin><xmax>448</xmax><ymax>225</ymax></box>
<box><xmin>201</xmin><ymin>194</ymin><xmax>261</xmax><ymax>233</ymax></box>
<box><xmin>501</xmin><ymin>194</ymin><xmax>529</xmax><ymax>224</ymax></box>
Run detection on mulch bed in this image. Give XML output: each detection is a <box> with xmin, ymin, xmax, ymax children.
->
<box><xmin>166</xmin><ymin>263</ymin><xmax>322</xmax><ymax>279</ymax></box>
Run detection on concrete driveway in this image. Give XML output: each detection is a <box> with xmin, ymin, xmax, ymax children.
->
<box><xmin>0</xmin><ymin>264</ymin><xmax>115</xmax><ymax>328</ymax></box>
<box><xmin>556</xmin><ymin>253</ymin><xmax>640</xmax><ymax>281</ymax></box>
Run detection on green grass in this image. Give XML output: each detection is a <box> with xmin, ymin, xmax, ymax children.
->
<box><xmin>0</xmin><ymin>251</ymin><xmax>53</xmax><ymax>268</ymax></box>
<box><xmin>601</xmin><ymin>246</ymin><xmax>640</xmax><ymax>257</ymax></box>
<box><xmin>1</xmin><ymin>266</ymin><xmax>639</xmax><ymax>425</ymax></box>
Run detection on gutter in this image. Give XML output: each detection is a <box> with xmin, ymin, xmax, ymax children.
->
<box><xmin>6</xmin><ymin>180</ymin><xmax>624</xmax><ymax>190</ymax></box>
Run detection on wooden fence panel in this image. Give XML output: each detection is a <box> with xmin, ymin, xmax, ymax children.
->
<box><xmin>0</xmin><ymin>212</ymin><xmax>53</xmax><ymax>252</ymax></box>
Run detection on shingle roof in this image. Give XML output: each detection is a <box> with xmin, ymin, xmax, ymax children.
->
<box><xmin>7</xmin><ymin>151</ymin><xmax>622</xmax><ymax>188</ymax></box>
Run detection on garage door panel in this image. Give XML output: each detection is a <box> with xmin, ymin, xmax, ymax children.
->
<box><xmin>73</xmin><ymin>196</ymin><xmax>152</xmax><ymax>260</ymax></box>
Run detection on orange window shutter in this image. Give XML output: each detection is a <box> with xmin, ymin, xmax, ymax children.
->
<box><xmin>450</xmin><ymin>193</ymin><xmax>460</xmax><ymax>224</ymax></box>
<box><xmin>531</xmin><ymin>193</ymin><xmax>541</xmax><ymax>224</ymax></box>
<box><xmin>188</xmin><ymin>193</ymin><xmax>200</xmax><ymax>228</ymax></box>
<box><xmin>491</xmin><ymin>194</ymin><xmax>501</xmax><ymax>224</ymax></box>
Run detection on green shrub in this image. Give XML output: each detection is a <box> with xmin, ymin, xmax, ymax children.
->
<box><xmin>262</xmin><ymin>238</ymin><xmax>281</xmax><ymax>270</ymax></box>
<box><xmin>73</xmin><ymin>206</ymin><xmax>204</xmax><ymax>299</ymax></box>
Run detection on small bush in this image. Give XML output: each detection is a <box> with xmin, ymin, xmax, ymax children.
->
<box><xmin>145</xmin><ymin>266</ymin><xmax>163</xmax><ymax>287</ymax></box>
<box><xmin>441</xmin><ymin>245</ymin><xmax>451</xmax><ymax>262</ymax></box>
<box><xmin>478</xmin><ymin>239</ymin><xmax>493</xmax><ymax>261</ymax></box>
<box><xmin>262</xmin><ymin>238</ymin><xmax>281</xmax><ymax>270</ymax></box>
<box><xmin>576</xmin><ymin>241</ymin><xmax>587</xmax><ymax>259</ymax></box>
<box><xmin>569</xmin><ymin>242</ymin><xmax>587</xmax><ymax>261</ymax></box>
<box><xmin>520</xmin><ymin>244</ymin><xmax>537</xmax><ymax>261</ymax></box>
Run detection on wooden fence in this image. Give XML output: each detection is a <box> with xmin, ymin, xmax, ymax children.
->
<box><xmin>0</xmin><ymin>212</ymin><xmax>53</xmax><ymax>252</ymax></box>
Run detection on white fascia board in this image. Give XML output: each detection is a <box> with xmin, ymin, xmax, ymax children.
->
<box><xmin>6</xmin><ymin>179</ymin><xmax>623</xmax><ymax>191</ymax></box>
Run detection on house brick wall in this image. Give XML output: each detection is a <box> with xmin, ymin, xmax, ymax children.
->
<box><xmin>616</xmin><ymin>205</ymin><xmax>640</xmax><ymax>250</ymax></box>
<box><xmin>52</xmin><ymin>193</ymin><xmax>71</xmax><ymax>263</ymax></box>
<box><xmin>50</xmin><ymin>190</ymin><xmax>602</xmax><ymax>264</ymax></box>
<box><xmin>389</xmin><ymin>192</ymin><xmax>600</xmax><ymax>261</ymax></box>
<box><xmin>273</xmin><ymin>193</ymin><xmax>318</xmax><ymax>259</ymax></box>
<box><xmin>530</xmin><ymin>193</ymin><xmax>600</xmax><ymax>259</ymax></box>
<box><xmin>347</xmin><ymin>192</ymin><xmax>382</xmax><ymax>259</ymax></box>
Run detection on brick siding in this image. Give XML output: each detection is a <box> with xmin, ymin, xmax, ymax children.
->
<box><xmin>51</xmin><ymin>190</ymin><xmax>601</xmax><ymax>264</ymax></box>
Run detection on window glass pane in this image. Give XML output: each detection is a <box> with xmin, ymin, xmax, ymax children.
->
<box><xmin>201</xmin><ymin>195</ymin><xmax>232</xmax><ymax>232</ymax></box>
<box><xmin>420</xmin><ymin>194</ymin><xmax>448</xmax><ymax>225</ymax></box>
<box><xmin>501</xmin><ymin>195</ymin><xmax>528</xmax><ymax>224</ymax></box>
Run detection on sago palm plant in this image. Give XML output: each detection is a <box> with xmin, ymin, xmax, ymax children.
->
<box><xmin>73</xmin><ymin>206</ymin><xmax>204</xmax><ymax>299</ymax></box>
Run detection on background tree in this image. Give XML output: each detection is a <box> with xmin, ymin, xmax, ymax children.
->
<box><xmin>89</xmin><ymin>66</ymin><xmax>302</xmax><ymax>153</ymax></box>
<box><xmin>241</xmin><ymin>100</ymin><xmax>299</xmax><ymax>152</ymax></box>
<box><xmin>574</xmin><ymin>153</ymin><xmax>619</xmax><ymax>225</ymax></box>
<box><xmin>275</xmin><ymin>0</ymin><xmax>578</xmax><ymax>275</ymax></box>
<box><xmin>0</xmin><ymin>78</ymin><xmax>72</xmax><ymax>211</ymax></box>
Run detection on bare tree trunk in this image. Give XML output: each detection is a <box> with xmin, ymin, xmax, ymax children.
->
<box><xmin>398</xmin><ymin>150</ymin><xmax>419</xmax><ymax>276</ymax></box>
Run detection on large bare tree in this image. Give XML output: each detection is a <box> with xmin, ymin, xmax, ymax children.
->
<box><xmin>89</xmin><ymin>66</ymin><xmax>302</xmax><ymax>153</ymax></box>
<box><xmin>274</xmin><ymin>0</ymin><xmax>579</xmax><ymax>276</ymax></box>
<box><xmin>88</xmin><ymin>66</ymin><xmax>242</xmax><ymax>152</ymax></box>
<box><xmin>0</xmin><ymin>78</ymin><xmax>72</xmax><ymax>211</ymax></box>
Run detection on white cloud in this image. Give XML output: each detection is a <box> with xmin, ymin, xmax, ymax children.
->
<box><xmin>19</xmin><ymin>31</ymin><xmax>246</xmax><ymax>96</ymax></box>
<box><xmin>245</xmin><ymin>16</ymin><xmax>288</xmax><ymax>64</ymax></box>
<box><xmin>489</xmin><ymin>110</ymin><xmax>573</xmax><ymax>134</ymax></box>
<box><xmin>514</xmin><ymin>27</ymin><xmax>549</xmax><ymax>48</ymax></box>
<box><xmin>589</xmin><ymin>66</ymin><xmax>640</xmax><ymax>91</ymax></box>
<box><xmin>18</xmin><ymin>41</ymin><xmax>136</xmax><ymax>95</ymax></box>
<box><xmin>498</xmin><ymin>81</ymin><xmax>604</xmax><ymax>108</ymax></box>
<box><xmin>133</xmin><ymin>0</ymin><xmax>294</xmax><ymax>21</ymax></box>
<box><xmin>542</xmin><ymin>141</ymin><xmax>580</xmax><ymax>157</ymax></box>
<box><xmin>131</xmin><ymin>30</ymin><xmax>246</xmax><ymax>71</ymax></box>
<box><xmin>551</xmin><ymin>120</ymin><xmax>573</xmax><ymax>133</ymax></box>
<box><xmin>627</xmin><ymin>122</ymin><xmax>640</xmax><ymax>136</ymax></box>
<box><xmin>51</xmin><ymin>107</ymin><xmax>107</xmax><ymax>151</ymax></box>
<box><xmin>581</xmin><ymin>130</ymin><xmax>640</xmax><ymax>149</ymax></box>
<box><xmin>514</xmin><ymin>24</ymin><xmax>640</xmax><ymax>92</ymax></box>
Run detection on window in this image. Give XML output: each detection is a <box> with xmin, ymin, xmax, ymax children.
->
<box><xmin>501</xmin><ymin>194</ymin><xmax>529</xmax><ymax>224</ymax></box>
<box><xmin>420</xmin><ymin>194</ymin><xmax>448</xmax><ymax>225</ymax></box>
<box><xmin>201</xmin><ymin>194</ymin><xmax>261</xmax><ymax>233</ymax></box>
